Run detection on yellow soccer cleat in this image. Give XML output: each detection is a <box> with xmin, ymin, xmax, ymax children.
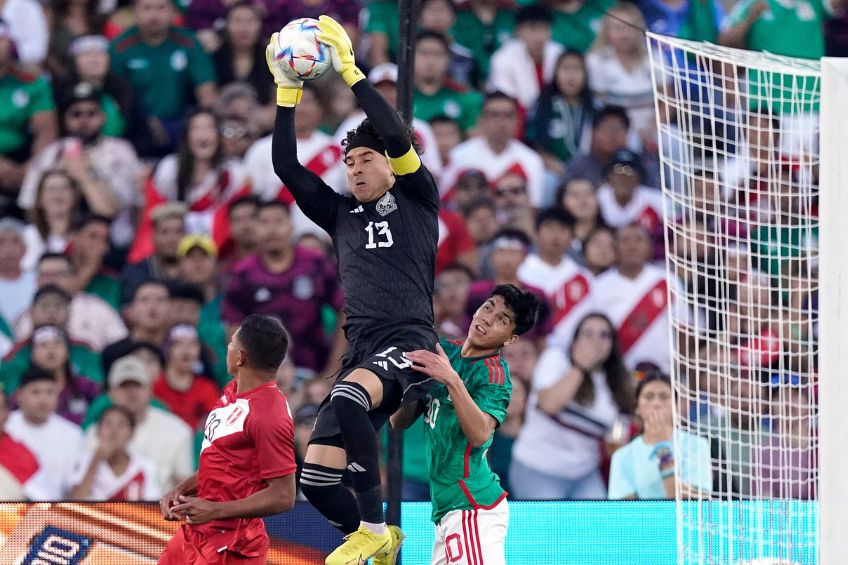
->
<box><xmin>325</xmin><ymin>525</ymin><xmax>391</xmax><ymax>565</ymax></box>
<box><xmin>373</xmin><ymin>525</ymin><xmax>405</xmax><ymax>565</ymax></box>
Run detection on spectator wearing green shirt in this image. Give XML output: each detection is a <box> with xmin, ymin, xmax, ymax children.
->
<box><xmin>109</xmin><ymin>0</ymin><xmax>218</xmax><ymax>157</ymax></box>
<box><xmin>451</xmin><ymin>0</ymin><xmax>516</xmax><ymax>84</ymax></box>
<box><xmin>414</xmin><ymin>31</ymin><xmax>484</xmax><ymax>133</ymax></box>
<box><xmin>0</xmin><ymin>21</ymin><xmax>58</xmax><ymax>197</ymax></box>
<box><xmin>548</xmin><ymin>0</ymin><xmax>615</xmax><ymax>53</ymax></box>
<box><xmin>363</xmin><ymin>0</ymin><xmax>399</xmax><ymax>66</ymax></box>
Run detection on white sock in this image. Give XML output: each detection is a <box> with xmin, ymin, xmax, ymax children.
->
<box><xmin>361</xmin><ymin>521</ymin><xmax>387</xmax><ymax>535</ymax></box>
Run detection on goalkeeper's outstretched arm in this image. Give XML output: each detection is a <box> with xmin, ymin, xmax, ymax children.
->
<box><xmin>267</xmin><ymin>32</ymin><xmax>339</xmax><ymax>233</ymax></box>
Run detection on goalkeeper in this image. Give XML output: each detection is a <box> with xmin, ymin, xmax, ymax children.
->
<box><xmin>267</xmin><ymin>15</ymin><xmax>440</xmax><ymax>565</ymax></box>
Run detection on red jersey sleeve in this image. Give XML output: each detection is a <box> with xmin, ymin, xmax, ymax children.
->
<box><xmin>245</xmin><ymin>393</ymin><xmax>297</xmax><ymax>480</ymax></box>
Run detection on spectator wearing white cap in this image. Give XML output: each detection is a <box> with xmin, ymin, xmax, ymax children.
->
<box><xmin>0</xmin><ymin>20</ymin><xmax>57</xmax><ymax>196</ymax></box>
<box><xmin>334</xmin><ymin>62</ymin><xmax>443</xmax><ymax>178</ymax></box>
<box><xmin>19</xmin><ymin>81</ymin><xmax>143</xmax><ymax>250</ymax></box>
<box><xmin>4</xmin><ymin>366</ymin><xmax>84</xmax><ymax>500</ymax></box>
<box><xmin>0</xmin><ymin>218</ymin><xmax>36</xmax><ymax>327</ymax></box>
<box><xmin>85</xmin><ymin>355</ymin><xmax>194</xmax><ymax>491</ymax></box>
<box><xmin>0</xmin><ymin>3</ymin><xmax>48</xmax><ymax>67</ymax></box>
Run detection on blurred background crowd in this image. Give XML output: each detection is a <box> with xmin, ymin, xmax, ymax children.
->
<box><xmin>0</xmin><ymin>0</ymin><xmax>828</xmax><ymax>502</ymax></box>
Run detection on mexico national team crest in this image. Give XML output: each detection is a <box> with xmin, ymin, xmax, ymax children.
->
<box><xmin>376</xmin><ymin>192</ymin><xmax>397</xmax><ymax>216</ymax></box>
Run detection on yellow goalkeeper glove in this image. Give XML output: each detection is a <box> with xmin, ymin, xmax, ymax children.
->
<box><xmin>316</xmin><ymin>14</ymin><xmax>364</xmax><ymax>87</ymax></box>
<box><xmin>265</xmin><ymin>32</ymin><xmax>303</xmax><ymax>107</ymax></box>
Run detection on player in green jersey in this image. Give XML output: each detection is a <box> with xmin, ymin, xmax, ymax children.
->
<box><xmin>393</xmin><ymin>284</ymin><xmax>540</xmax><ymax>565</ymax></box>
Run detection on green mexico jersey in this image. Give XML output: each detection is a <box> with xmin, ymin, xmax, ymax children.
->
<box><xmin>109</xmin><ymin>27</ymin><xmax>215</xmax><ymax>120</ymax></box>
<box><xmin>0</xmin><ymin>68</ymin><xmax>54</xmax><ymax>157</ymax></box>
<box><xmin>414</xmin><ymin>85</ymin><xmax>483</xmax><ymax>132</ymax></box>
<box><xmin>724</xmin><ymin>0</ymin><xmax>828</xmax><ymax>113</ymax></box>
<box><xmin>424</xmin><ymin>337</ymin><xmax>511</xmax><ymax>524</ymax></box>
<box><xmin>451</xmin><ymin>8</ymin><xmax>515</xmax><ymax>81</ymax></box>
<box><xmin>551</xmin><ymin>0</ymin><xmax>614</xmax><ymax>53</ymax></box>
<box><xmin>364</xmin><ymin>1</ymin><xmax>400</xmax><ymax>61</ymax></box>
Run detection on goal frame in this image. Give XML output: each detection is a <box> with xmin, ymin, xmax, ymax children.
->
<box><xmin>817</xmin><ymin>56</ymin><xmax>848</xmax><ymax>565</ymax></box>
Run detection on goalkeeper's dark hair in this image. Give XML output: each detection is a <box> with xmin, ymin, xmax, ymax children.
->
<box><xmin>236</xmin><ymin>314</ymin><xmax>289</xmax><ymax>372</ymax></box>
<box><xmin>489</xmin><ymin>284</ymin><xmax>541</xmax><ymax>336</ymax></box>
<box><xmin>342</xmin><ymin>118</ymin><xmax>422</xmax><ymax>157</ymax></box>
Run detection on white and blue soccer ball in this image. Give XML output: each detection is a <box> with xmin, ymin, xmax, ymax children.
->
<box><xmin>274</xmin><ymin>18</ymin><xmax>332</xmax><ymax>82</ymax></box>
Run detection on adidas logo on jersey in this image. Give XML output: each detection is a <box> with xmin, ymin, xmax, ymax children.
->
<box><xmin>373</xmin><ymin>360</ymin><xmax>389</xmax><ymax>371</ymax></box>
<box><xmin>349</xmin><ymin>205</ymin><xmax>364</xmax><ymax>214</ymax></box>
<box><xmin>347</xmin><ymin>462</ymin><xmax>366</xmax><ymax>473</ymax></box>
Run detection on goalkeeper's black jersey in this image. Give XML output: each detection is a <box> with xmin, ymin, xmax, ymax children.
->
<box><xmin>271</xmin><ymin>81</ymin><xmax>440</xmax><ymax>342</ymax></box>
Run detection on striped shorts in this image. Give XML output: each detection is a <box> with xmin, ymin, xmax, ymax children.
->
<box><xmin>431</xmin><ymin>498</ymin><xmax>508</xmax><ymax>565</ymax></box>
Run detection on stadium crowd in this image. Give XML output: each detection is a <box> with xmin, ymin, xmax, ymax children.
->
<box><xmin>0</xmin><ymin>0</ymin><xmax>829</xmax><ymax>502</ymax></box>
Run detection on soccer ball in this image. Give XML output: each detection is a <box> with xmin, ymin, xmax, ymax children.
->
<box><xmin>274</xmin><ymin>18</ymin><xmax>332</xmax><ymax>82</ymax></box>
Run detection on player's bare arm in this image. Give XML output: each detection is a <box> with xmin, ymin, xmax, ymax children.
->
<box><xmin>159</xmin><ymin>473</ymin><xmax>198</xmax><ymax>521</ymax></box>
<box><xmin>407</xmin><ymin>344</ymin><xmax>497</xmax><ymax>448</ymax></box>
<box><xmin>170</xmin><ymin>474</ymin><xmax>296</xmax><ymax>525</ymax></box>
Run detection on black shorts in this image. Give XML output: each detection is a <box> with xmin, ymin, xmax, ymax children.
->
<box><xmin>309</xmin><ymin>325</ymin><xmax>437</xmax><ymax>445</ymax></box>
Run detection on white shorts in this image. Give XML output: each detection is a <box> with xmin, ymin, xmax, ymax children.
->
<box><xmin>431</xmin><ymin>498</ymin><xmax>509</xmax><ymax>565</ymax></box>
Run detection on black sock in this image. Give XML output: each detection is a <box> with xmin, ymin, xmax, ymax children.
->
<box><xmin>300</xmin><ymin>463</ymin><xmax>360</xmax><ymax>535</ymax></box>
<box><xmin>330</xmin><ymin>381</ymin><xmax>385</xmax><ymax>524</ymax></box>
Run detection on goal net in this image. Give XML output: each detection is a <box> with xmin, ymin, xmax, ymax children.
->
<box><xmin>646</xmin><ymin>34</ymin><xmax>821</xmax><ymax>565</ymax></box>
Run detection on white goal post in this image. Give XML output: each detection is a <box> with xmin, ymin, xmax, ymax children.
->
<box><xmin>817</xmin><ymin>56</ymin><xmax>848</xmax><ymax>565</ymax></box>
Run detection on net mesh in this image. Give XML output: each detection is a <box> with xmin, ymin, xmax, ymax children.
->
<box><xmin>646</xmin><ymin>34</ymin><xmax>820</xmax><ymax>565</ymax></box>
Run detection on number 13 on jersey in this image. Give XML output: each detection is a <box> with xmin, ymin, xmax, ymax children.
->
<box><xmin>365</xmin><ymin>221</ymin><xmax>393</xmax><ymax>249</ymax></box>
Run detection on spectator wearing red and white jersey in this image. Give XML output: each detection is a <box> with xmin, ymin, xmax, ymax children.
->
<box><xmin>596</xmin><ymin>149</ymin><xmax>664</xmax><ymax>256</ymax></box>
<box><xmin>67</xmin><ymin>405</ymin><xmax>161</xmax><ymax>501</ymax></box>
<box><xmin>0</xmin><ymin>387</ymin><xmax>44</xmax><ymax>501</ymax></box>
<box><xmin>441</xmin><ymin>92</ymin><xmax>546</xmax><ymax>207</ymax></box>
<box><xmin>591</xmin><ymin>224</ymin><xmax>674</xmax><ymax>373</ymax></box>
<box><xmin>130</xmin><ymin>110</ymin><xmax>251</xmax><ymax>263</ymax></box>
<box><xmin>5</xmin><ymin>366</ymin><xmax>85</xmax><ymax>500</ymax></box>
<box><xmin>488</xmin><ymin>4</ymin><xmax>563</xmax><ymax>112</ymax></box>
<box><xmin>518</xmin><ymin>208</ymin><xmax>595</xmax><ymax>349</ymax></box>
